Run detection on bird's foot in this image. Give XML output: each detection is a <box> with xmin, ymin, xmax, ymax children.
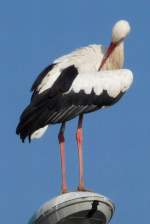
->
<box><xmin>61</xmin><ymin>190</ymin><xmax>68</xmax><ymax>194</ymax></box>
<box><xmin>77</xmin><ymin>186</ymin><xmax>93</xmax><ymax>192</ymax></box>
<box><xmin>61</xmin><ymin>188</ymin><xmax>68</xmax><ymax>194</ymax></box>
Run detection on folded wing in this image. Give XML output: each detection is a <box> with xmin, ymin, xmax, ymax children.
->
<box><xmin>16</xmin><ymin>68</ymin><xmax>133</xmax><ymax>142</ymax></box>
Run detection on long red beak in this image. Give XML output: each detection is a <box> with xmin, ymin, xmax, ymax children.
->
<box><xmin>99</xmin><ymin>42</ymin><xmax>117</xmax><ymax>70</ymax></box>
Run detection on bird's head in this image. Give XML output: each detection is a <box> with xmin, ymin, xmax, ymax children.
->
<box><xmin>99</xmin><ymin>20</ymin><xmax>131</xmax><ymax>70</ymax></box>
<box><xmin>112</xmin><ymin>20</ymin><xmax>131</xmax><ymax>43</ymax></box>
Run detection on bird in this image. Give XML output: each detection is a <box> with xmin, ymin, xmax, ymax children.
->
<box><xmin>16</xmin><ymin>20</ymin><xmax>133</xmax><ymax>193</ymax></box>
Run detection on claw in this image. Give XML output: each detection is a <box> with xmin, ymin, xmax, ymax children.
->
<box><xmin>77</xmin><ymin>186</ymin><xmax>93</xmax><ymax>192</ymax></box>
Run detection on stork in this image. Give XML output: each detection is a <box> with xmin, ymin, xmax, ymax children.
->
<box><xmin>16</xmin><ymin>20</ymin><xmax>133</xmax><ymax>193</ymax></box>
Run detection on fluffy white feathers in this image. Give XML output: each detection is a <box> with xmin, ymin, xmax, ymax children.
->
<box><xmin>67</xmin><ymin>69</ymin><xmax>133</xmax><ymax>98</ymax></box>
<box><xmin>31</xmin><ymin>125</ymin><xmax>48</xmax><ymax>140</ymax></box>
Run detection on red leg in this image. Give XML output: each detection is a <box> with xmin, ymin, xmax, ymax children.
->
<box><xmin>58</xmin><ymin>122</ymin><xmax>68</xmax><ymax>193</ymax></box>
<box><xmin>76</xmin><ymin>114</ymin><xmax>85</xmax><ymax>191</ymax></box>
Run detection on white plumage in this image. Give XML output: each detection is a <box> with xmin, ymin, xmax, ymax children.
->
<box><xmin>67</xmin><ymin>69</ymin><xmax>133</xmax><ymax>97</ymax></box>
<box><xmin>38</xmin><ymin>45</ymin><xmax>105</xmax><ymax>94</ymax></box>
<box><xmin>31</xmin><ymin>125</ymin><xmax>48</xmax><ymax>140</ymax></box>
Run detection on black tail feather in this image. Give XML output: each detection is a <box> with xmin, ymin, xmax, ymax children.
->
<box><xmin>16</xmin><ymin>94</ymin><xmax>58</xmax><ymax>142</ymax></box>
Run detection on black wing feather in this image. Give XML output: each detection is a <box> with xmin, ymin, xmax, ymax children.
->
<box><xmin>16</xmin><ymin>65</ymin><xmax>78</xmax><ymax>142</ymax></box>
<box><xmin>31</xmin><ymin>63</ymin><xmax>56</xmax><ymax>92</ymax></box>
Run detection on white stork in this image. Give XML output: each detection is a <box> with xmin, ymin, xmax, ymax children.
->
<box><xmin>16</xmin><ymin>20</ymin><xmax>133</xmax><ymax>193</ymax></box>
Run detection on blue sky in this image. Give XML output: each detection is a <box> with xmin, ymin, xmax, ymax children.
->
<box><xmin>1</xmin><ymin>0</ymin><xmax>150</xmax><ymax>223</ymax></box>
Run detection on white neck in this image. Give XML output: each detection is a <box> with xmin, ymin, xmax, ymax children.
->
<box><xmin>102</xmin><ymin>41</ymin><xmax>124</xmax><ymax>70</ymax></box>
